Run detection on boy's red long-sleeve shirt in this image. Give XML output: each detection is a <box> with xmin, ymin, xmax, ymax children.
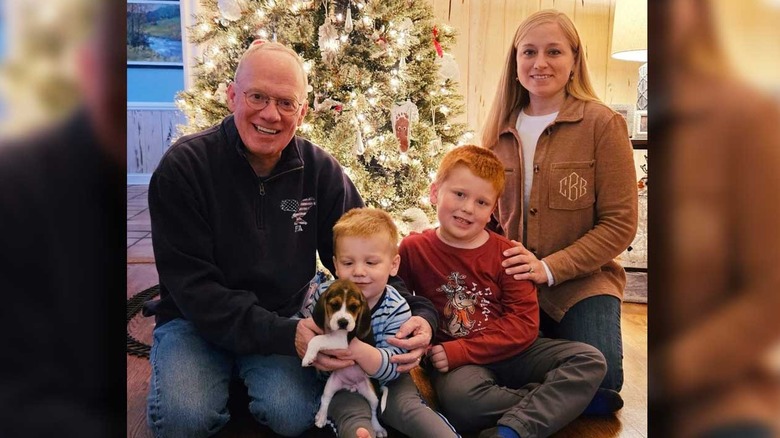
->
<box><xmin>398</xmin><ymin>229</ymin><xmax>539</xmax><ymax>369</ymax></box>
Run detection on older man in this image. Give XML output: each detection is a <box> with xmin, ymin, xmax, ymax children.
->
<box><xmin>144</xmin><ymin>42</ymin><xmax>436</xmax><ymax>438</ymax></box>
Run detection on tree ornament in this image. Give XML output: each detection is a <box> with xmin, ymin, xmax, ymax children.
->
<box><xmin>318</xmin><ymin>16</ymin><xmax>339</xmax><ymax>64</ymax></box>
<box><xmin>370</xmin><ymin>31</ymin><xmax>389</xmax><ymax>59</ymax></box>
<box><xmin>432</xmin><ymin>25</ymin><xmax>443</xmax><ymax>57</ymax></box>
<box><xmin>215</xmin><ymin>83</ymin><xmax>228</xmax><ymax>104</ymax></box>
<box><xmin>397</xmin><ymin>18</ymin><xmax>414</xmax><ymax>34</ymax></box>
<box><xmin>397</xmin><ymin>207</ymin><xmax>432</xmax><ymax>236</ymax></box>
<box><xmin>436</xmin><ymin>52</ymin><xmax>460</xmax><ymax>82</ymax></box>
<box><xmin>344</xmin><ymin>4</ymin><xmax>354</xmax><ymax>34</ymax></box>
<box><xmin>353</xmin><ymin>114</ymin><xmax>365</xmax><ymax>156</ymax></box>
<box><xmin>218</xmin><ymin>0</ymin><xmax>243</xmax><ymax>21</ymax></box>
<box><xmin>313</xmin><ymin>94</ymin><xmax>344</xmax><ymax>113</ymax></box>
<box><xmin>391</xmin><ymin>100</ymin><xmax>419</xmax><ymax>153</ymax></box>
<box><xmin>429</xmin><ymin>106</ymin><xmax>442</xmax><ymax>150</ymax></box>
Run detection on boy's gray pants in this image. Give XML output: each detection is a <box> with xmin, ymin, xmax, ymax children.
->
<box><xmin>382</xmin><ymin>337</ymin><xmax>606</xmax><ymax>438</ymax></box>
<box><xmin>327</xmin><ymin>374</ymin><xmax>460</xmax><ymax>438</ymax></box>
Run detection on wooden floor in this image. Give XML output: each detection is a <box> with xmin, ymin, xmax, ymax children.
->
<box><xmin>127</xmin><ymin>185</ymin><xmax>648</xmax><ymax>437</ymax></box>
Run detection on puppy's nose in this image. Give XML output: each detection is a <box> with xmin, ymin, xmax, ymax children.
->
<box><xmin>337</xmin><ymin>318</ymin><xmax>349</xmax><ymax>329</ymax></box>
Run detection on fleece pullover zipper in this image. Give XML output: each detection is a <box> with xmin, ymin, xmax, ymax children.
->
<box><xmin>254</xmin><ymin>165</ymin><xmax>303</xmax><ymax>231</ymax></box>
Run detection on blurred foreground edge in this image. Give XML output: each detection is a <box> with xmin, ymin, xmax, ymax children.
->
<box><xmin>0</xmin><ymin>0</ymin><xmax>126</xmax><ymax>436</ymax></box>
<box><xmin>649</xmin><ymin>1</ymin><xmax>780</xmax><ymax>437</ymax></box>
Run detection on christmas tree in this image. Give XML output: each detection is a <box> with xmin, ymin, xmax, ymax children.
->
<box><xmin>177</xmin><ymin>0</ymin><xmax>470</xmax><ymax>232</ymax></box>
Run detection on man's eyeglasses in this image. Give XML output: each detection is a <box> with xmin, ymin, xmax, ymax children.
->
<box><xmin>242</xmin><ymin>91</ymin><xmax>303</xmax><ymax>115</ymax></box>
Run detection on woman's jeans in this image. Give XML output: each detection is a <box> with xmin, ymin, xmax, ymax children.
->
<box><xmin>539</xmin><ymin>294</ymin><xmax>624</xmax><ymax>391</ymax></box>
<box><xmin>146</xmin><ymin>318</ymin><xmax>322</xmax><ymax>438</ymax></box>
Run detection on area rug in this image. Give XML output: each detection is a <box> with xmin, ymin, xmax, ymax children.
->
<box><xmin>127</xmin><ymin>284</ymin><xmax>159</xmax><ymax>358</ymax></box>
<box><xmin>624</xmin><ymin>270</ymin><xmax>648</xmax><ymax>304</ymax></box>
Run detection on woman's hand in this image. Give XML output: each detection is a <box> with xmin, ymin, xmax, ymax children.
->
<box><xmin>502</xmin><ymin>239</ymin><xmax>548</xmax><ymax>284</ymax></box>
<box><xmin>387</xmin><ymin>315</ymin><xmax>433</xmax><ymax>372</ymax></box>
<box><xmin>428</xmin><ymin>344</ymin><xmax>449</xmax><ymax>372</ymax></box>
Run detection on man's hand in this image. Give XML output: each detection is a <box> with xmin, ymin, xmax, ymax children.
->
<box><xmin>387</xmin><ymin>315</ymin><xmax>433</xmax><ymax>373</ymax></box>
<box><xmin>428</xmin><ymin>344</ymin><xmax>449</xmax><ymax>372</ymax></box>
<box><xmin>295</xmin><ymin>319</ymin><xmax>354</xmax><ymax>371</ymax></box>
<box><xmin>315</xmin><ymin>348</ymin><xmax>355</xmax><ymax>372</ymax></box>
<box><xmin>295</xmin><ymin>318</ymin><xmax>322</xmax><ymax>358</ymax></box>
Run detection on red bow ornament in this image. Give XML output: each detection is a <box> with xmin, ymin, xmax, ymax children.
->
<box><xmin>432</xmin><ymin>26</ymin><xmax>443</xmax><ymax>58</ymax></box>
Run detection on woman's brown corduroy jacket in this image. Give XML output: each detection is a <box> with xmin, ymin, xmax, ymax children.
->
<box><xmin>487</xmin><ymin>94</ymin><xmax>638</xmax><ymax>321</ymax></box>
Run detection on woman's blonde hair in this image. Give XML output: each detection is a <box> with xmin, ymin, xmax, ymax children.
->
<box><xmin>481</xmin><ymin>9</ymin><xmax>601</xmax><ymax>148</ymax></box>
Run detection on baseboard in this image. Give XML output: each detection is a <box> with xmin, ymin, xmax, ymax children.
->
<box><xmin>624</xmin><ymin>271</ymin><xmax>648</xmax><ymax>304</ymax></box>
<box><xmin>127</xmin><ymin>173</ymin><xmax>151</xmax><ymax>185</ymax></box>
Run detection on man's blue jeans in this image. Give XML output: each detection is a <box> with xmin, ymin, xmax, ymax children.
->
<box><xmin>146</xmin><ymin>319</ymin><xmax>323</xmax><ymax>438</ymax></box>
<box><xmin>539</xmin><ymin>295</ymin><xmax>624</xmax><ymax>391</ymax></box>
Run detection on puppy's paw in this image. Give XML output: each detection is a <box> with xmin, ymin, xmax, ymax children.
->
<box><xmin>374</xmin><ymin>424</ymin><xmax>388</xmax><ymax>438</ymax></box>
<box><xmin>301</xmin><ymin>352</ymin><xmax>316</xmax><ymax>367</ymax></box>
<box><xmin>372</xmin><ymin>417</ymin><xmax>387</xmax><ymax>438</ymax></box>
<box><xmin>314</xmin><ymin>408</ymin><xmax>328</xmax><ymax>428</ymax></box>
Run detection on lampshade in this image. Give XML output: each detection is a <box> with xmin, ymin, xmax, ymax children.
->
<box><xmin>611</xmin><ymin>0</ymin><xmax>647</xmax><ymax>62</ymax></box>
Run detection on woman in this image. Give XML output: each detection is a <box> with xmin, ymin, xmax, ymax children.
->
<box><xmin>481</xmin><ymin>9</ymin><xmax>638</xmax><ymax>414</ymax></box>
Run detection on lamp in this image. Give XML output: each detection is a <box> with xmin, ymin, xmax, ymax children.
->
<box><xmin>611</xmin><ymin>0</ymin><xmax>648</xmax><ymax>110</ymax></box>
<box><xmin>611</xmin><ymin>0</ymin><xmax>647</xmax><ymax>62</ymax></box>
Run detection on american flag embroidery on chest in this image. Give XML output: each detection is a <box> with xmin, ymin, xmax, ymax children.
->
<box><xmin>280</xmin><ymin>197</ymin><xmax>316</xmax><ymax>232</ymax></box>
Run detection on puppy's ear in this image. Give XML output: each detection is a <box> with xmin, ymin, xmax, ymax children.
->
<box><xmin>355</xmin><ymin>296</ymin><xmax>374</xmax><ymax>346</ymax></box>
<box><xmin>312</xmin><ymin>288</ymin><xmax>328</xmax><ymax>329</ymax></box>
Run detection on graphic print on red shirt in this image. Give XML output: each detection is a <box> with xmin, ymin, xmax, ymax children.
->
<box><xmin>438</xmin><ymin>271</ymin><xmax>494</xmax><ymax>337</ymax></box>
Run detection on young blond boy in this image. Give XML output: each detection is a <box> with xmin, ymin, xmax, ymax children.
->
<box><xmin>299</xmin><ymin>207</ymin><xmax>412</xmax><ymax>438</ymax></box>
<box><xmin>381</xmin><ymin>146</ymin><xmax>607</xmax><ymax>438</ymax></box>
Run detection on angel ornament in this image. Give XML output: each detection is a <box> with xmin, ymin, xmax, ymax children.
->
<box><xmin>318</xmin><ymin>16</ymin><xmax>339</xmax><ymax>64</ymax></box>
<box><xmin>313</xmin><ymin>94</ymin><xmax>344</xmax><ymax>113</ymax></box>
<box><xmin>391</xmin><ymin>100</ymin><xmax>419</xmax><ymax>153</ymax></box>
<box><xmin>436</xmin><ymin>52</ymin><xmax>460</xmax><ymax>82</ymax></box>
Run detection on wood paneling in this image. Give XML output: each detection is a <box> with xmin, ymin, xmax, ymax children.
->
<box><xmin>127</xmin><ymin>108</ymin><xmax>186</xmax><ymax>174</ymax></box>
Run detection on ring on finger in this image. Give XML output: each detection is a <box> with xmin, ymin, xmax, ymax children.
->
<box><xmin>528</xmin><ymin>266</ymin><xmax>534</xmax><ymax>274</ymax></box>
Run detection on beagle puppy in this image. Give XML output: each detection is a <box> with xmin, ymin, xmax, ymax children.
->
<box><xmin>302</xmin><ymin>279</ymin><xmax>387</xmax><ymax>437</ymax></box>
